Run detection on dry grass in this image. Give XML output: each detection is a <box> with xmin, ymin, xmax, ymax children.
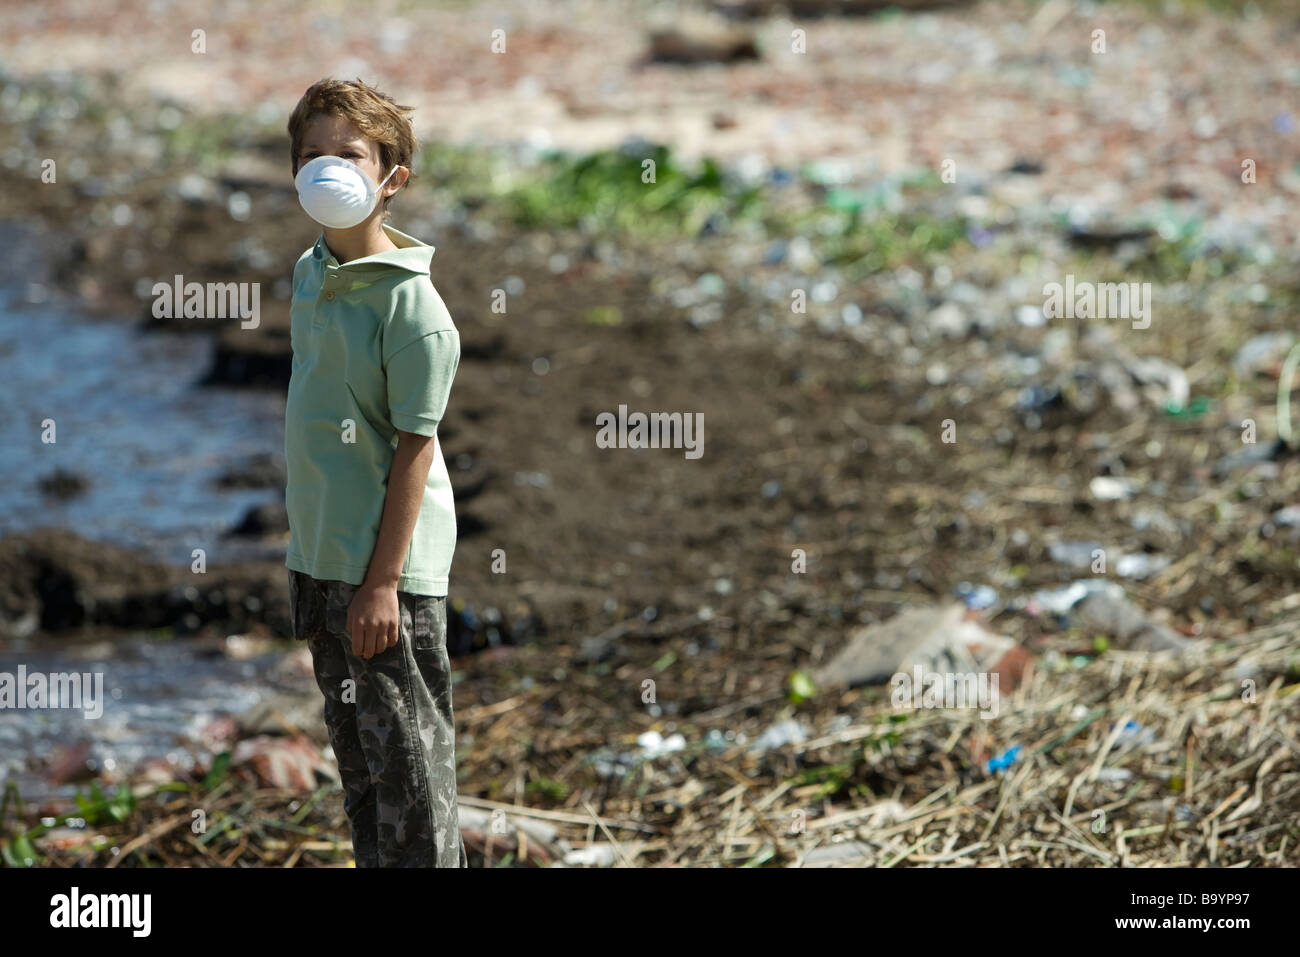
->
<box><xmin>12</xmin><ymin>614</ymin><xmax>1296</xmax><ymax>868</ymax></box>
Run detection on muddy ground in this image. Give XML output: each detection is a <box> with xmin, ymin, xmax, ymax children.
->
<box><xmin>4</xmin><ymin>75</ymin><xmax>1297</xmax><ymax>649</ymax></box>
<box><xmin>1</xmin><ymin>0</ymin><xmax>1299</xmax><ymax>867</ymax></box>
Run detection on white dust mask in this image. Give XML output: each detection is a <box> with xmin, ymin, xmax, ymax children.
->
<box><xmin>295</xmin><ymin>155</ymin><xmax>400</xmax><ymax>229</ymax></box>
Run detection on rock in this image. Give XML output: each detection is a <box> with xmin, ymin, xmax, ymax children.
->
<box><xmin>0</xmin><ymin>530</ymin><xmax>291</xmax><ymax>636</ymax></box>
<box><xmin>215</xmin><ymin>453</ymin><xmax>285</xmax><ymax>489</ymax></box>
<box><xmin>1066</xmin><ymin>223</ymin><xmax>1156</xmax><ymax>248</ymax></box>
<box><xmin>228</xmin><ymin>503</ymin><xmax>289</xmax><ymax>537</ymax></box>
<box><xmin>201</xmin><ymin>324</ymin><xmax>291</xmax><ymax>387</ymax></box>
<box><xmin>0</xmin><ymin>529</ymin><xmax>176</xmax><ymax>633</ymax></box>
<box><xmin>1006</xmin><ymin>158</ymin><xmax>1045</xmax><ymax>175</ymax></box>
<box><xmin>648</xmin><ymin>27</ymin><xmax>760</xmax><ymax>64</ymax></box>
<box><xmin>47</xmin><ymin>740</ymin><xmax>96</xmax><ymax>785</ymax></box>
<box><xmin>37</xmin><ymin>469</ymin><xmax>90</xmax><ymax>500</ymax></box>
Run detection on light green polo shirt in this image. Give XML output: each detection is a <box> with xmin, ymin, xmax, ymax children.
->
<box><xmin>284</xmin><ymin>224</ymin><xmax>460</xmax><ymax>595</ymax></box>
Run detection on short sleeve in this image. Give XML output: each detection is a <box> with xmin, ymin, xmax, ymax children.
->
<box><xmin>383</xmin><ymin>278</ymin><xmax>460</xmax><ymax>436</ymax></box>
<box><xmin>385</xmin><ymin>329</ymin><xmax>459</xmax><ymax>436</ymax></box>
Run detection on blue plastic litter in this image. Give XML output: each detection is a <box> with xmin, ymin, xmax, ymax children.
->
<box><xmin>986</xmin><ymin>745</ymin><xmax>1022</xmax><ymax>774</ymax></box>
<box><xmin>1113</xmin><ymin>720</ymin><xmax>1156</xmax><ymax>746</ymax></box>
<box><xmin>956</xmin><ymin>582</ymin><xmax>998</xmax><ymax>610</ymax></box>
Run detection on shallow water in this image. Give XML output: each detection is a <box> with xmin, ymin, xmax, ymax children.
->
<box><xmin>0</xmin><ymin>290</ymin><xmax>299</xmax><ymax>800</ymax></box>
<box><xmin>0</xmin><ymin>288</ymin><xmax>285</xmax><ymax>565</ymax></box>
<box><xmin>0</xmin><ymin>636</ymin><xmax>314</xmax><ymax>803</ymax></box>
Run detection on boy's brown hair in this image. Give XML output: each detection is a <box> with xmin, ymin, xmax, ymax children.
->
<box><xmin>287</xmin><ymin>77</ymin><xmax>418</xmax><ymax>214</ymax></box>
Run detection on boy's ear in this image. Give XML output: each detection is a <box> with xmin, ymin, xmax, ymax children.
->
<box><xmin>386</xmin><ymin>166</ymin><xmax>410</xmax><ymax>196</ymax></box>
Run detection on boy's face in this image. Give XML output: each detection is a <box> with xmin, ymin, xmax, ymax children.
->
<box><xmin>294</xmin><ymin>113</ymin><xmax>407</xmax><ymax>215</ymax></box>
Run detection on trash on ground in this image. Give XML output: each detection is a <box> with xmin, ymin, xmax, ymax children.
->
<box><xmin>813</xmin><ymin>603</ymin><xmax>1019</xmax><ymax>690</ymax></box>
<box><xmin>986</xmin><ymin>744</ymin><xmax>1022</xmax><ymax>774</ymax></box>
<box><xmin>747</xmin><ymin>719</ymin><xmax>809</xmax><ymax>752</ymax></box>
<box><xmin>231</xmin><ymin>734</ymin><xmax>339</xmax><ymax>791</ymax></box>
<box><xmin>1028</xmin><ymin>579</ymin><xmax>1125</xmax><ymax>617</ymax></box>
<box><xmin>1072</xmin><ymin>592</ymin><xmax>1195</xmax><ymax>653</ymax></box>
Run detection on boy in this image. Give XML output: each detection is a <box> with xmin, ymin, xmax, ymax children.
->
<box><xmin>283</xmin><ymin>78</ymin><xmax>466</xmax><ymax>867</ymax></box>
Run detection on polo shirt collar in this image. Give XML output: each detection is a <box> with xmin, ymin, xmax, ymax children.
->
<box><xmin>311</xmin><ymin>224</ymin><xmax>435</xmax><ymax>274</ymax></box>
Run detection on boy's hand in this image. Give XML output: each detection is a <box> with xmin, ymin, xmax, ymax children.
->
<box><xmin>346</xmin><ymin>430</ymin><xmax>434</xmax><ymax>659</ymax></box>
<box><xmin>347</xmin><ymin>582</ymin><xmax>401</xmax><ymax>658</ymax></box>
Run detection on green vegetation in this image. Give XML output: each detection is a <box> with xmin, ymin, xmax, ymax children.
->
<box><xmin>0</xmin><ymin>779</ymin><xmax>134</xmax><ymax>867</ymax></box>
<box><xmin>526</xmin><ymin>776</ymin><xmax>572</xmax><ymax>802</ymax></box>
<box><xmin>6</xmin><ymin>67</ymin><xmax>973</xmax><ymax>279</ymax></box>
<box><xmin>507</xmin><ymin>145</ymin><xmax>758</xmax><ymax>237</ymax></box>
<box><xmin>787</xmin><ymin>669</ymin><xmax>817</xmax><ymax>703</ymax></box>
<box><xmin>790</xmin><ymin>762</ymin><xmax>856</xmax><ymax>801</ymax></box>
<box><xmin>414</xmin><ymin>133</ymin><xmax>967</xmax><ymax>273</ymax></box>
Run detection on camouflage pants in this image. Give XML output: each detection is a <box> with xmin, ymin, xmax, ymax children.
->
<box><xmin>288</xmin><ymin>570</ymin><xmax>467</xmax><ymax>868</ymax></box>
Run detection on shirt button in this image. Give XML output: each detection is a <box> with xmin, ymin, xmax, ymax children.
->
<box><xmin>325</xmin><ymin>291</ymin><xmax>334</xmax><ymax>300</ymax></box>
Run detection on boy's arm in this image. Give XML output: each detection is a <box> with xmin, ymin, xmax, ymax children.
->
<box><xmin>349</xmin><ymin>280</ymin><xmax>459</xmax><ymax>659</ymax></box>
<box><xmin>346</xmin><ymin>430</ymin><xmax>436</xmax><ymax>658</ymax></box>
